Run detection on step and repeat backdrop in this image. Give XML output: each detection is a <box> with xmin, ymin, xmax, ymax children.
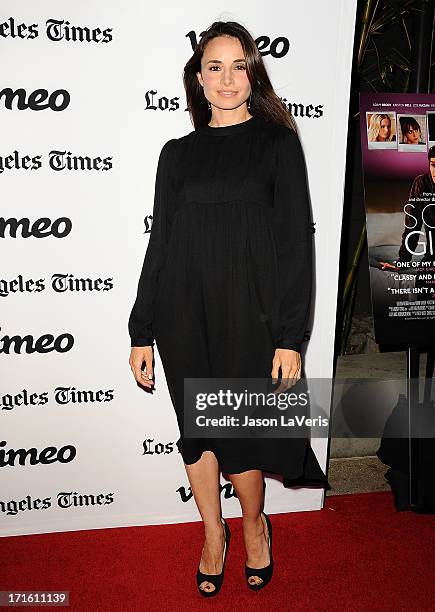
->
<box><xmin>1</xmin><ymin>1</ymin><xmax>356</xmax><ymax>536</ymax></box>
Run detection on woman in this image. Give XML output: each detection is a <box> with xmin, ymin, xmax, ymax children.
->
<box><xmin>128</xmin><ymin>21</ymin><xmax>329</xmax><ymax>596</ymax></box>
<box><xmin>399</xmin><ymin>116</ymin><xmax>425</xmax><ymax>145</ymax></box>
<box><xmin>367</xmin><ymin>113</ymin><xmax>396</xmax><ymax>142</ymax></box>
<box><xmin>398</xmin><ymin>145</ymin><xmax>435</xmax><ymax>298</ymax></box>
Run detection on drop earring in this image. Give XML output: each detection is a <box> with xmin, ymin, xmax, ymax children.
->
<box><xmin>247</xmin><ymin>93</ymin><xmax>252</xmax><ymax>109</ymax></box>
<box><xmin>207</xmin><ymin>100</ymin><xmax>211</xmax><ymax>110</ymax></box>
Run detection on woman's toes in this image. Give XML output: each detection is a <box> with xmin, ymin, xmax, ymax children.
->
<box><xmin>200</xmin><ymin>581</ymin><xmax>215</xmax><ymax>592</ymax></box>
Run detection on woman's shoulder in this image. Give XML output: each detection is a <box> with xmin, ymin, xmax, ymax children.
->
<box><xmin>257</xmin><ymin>117</ymin><xmax>301</xmax><ymax>147</ymax></box>
<box><xmin>160</xmin><ymin>136</ymin><xmax>179</xmax><ymax>152</ymax></box>
<box><xmin>160</xmin><ymin>131</ymin><xmax>194</xmax><ymax>156</ymax></box>
<box><xmin>412</xmin><ymin>173</ymin><xmax>432</xmax><ymax>190</ymax></box>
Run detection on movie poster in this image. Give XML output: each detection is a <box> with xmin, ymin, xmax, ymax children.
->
<box><xmin>360</xmin><ymin>93</ymin><xmax>435</xmax><ymax>346</ymax></box>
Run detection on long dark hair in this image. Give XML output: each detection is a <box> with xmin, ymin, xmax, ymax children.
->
<box><xmin>399</xmin><ymin>116</ymin><xmax>421</xmax><ymax>143</ymax></box>
<box><xmin>183</xmin><ymin>21</ymin><xmax>296</xmax><ymax>131</ymax></box>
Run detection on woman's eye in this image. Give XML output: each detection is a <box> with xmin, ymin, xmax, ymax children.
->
<box><xmin>208</xmin><ymin>65</ymin><xmax>246</xmax><ymax>71</ymax></box>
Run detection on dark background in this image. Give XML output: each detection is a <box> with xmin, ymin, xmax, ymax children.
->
<box><xmin>335</xmin><ymin>0</ymin><xmax>435</xmax><ymax>356</ymax></box>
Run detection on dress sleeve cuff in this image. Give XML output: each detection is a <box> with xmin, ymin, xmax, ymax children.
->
<box><xmin>130</xmin><ymin>337</ymin><xmax>154</xmax><ymax>348</ymax></box>
<box><xmin>275</xmin><ymin>339</ymin><xmax>301</xmax><ymax>352</ymax></box>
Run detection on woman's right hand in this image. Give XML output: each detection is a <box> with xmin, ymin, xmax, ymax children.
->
<box><xmin>129</xmin><ymin>346</ymin><xmax>155</xmax><ymax>389</ymax></box>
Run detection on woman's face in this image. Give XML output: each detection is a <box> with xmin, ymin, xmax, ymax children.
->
<box><xmin>377</xmin><ymin>117</ymin><xmax>391</xmax><ymax>141</ymax></box>
<box><xmin>196</xmin><ymin>35</ymin><xmax>251</xmax><ymax>111</ymax></box>
<box><xmin>404</xmin><ymin>124</ymin><xmax>421</xmax><ymax>144</ymax></box>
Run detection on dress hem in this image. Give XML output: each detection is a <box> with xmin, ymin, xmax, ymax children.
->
<box><xmin>176</xmin><ymin>439</ymin><xmax>331</xmax><ymax>491</ymax></box>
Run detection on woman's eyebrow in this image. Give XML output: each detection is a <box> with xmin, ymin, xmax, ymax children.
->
<box><xmin>206</xmin><ymin>58</ymin><xmax>246</xmax><ymax>64</ymax></box>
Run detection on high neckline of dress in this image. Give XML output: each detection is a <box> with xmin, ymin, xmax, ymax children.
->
<box><xmin>198</xmin><ymin>115</ymin><xmax>258</xmax><ymax>136</ymax></box>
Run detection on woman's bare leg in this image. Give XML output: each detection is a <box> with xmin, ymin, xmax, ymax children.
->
<box><xmin>228</xmin><ymin>470</ymin><xmax>270</xmax><ymax>586</ymax></box>
<box><xmin>184</xmin><ymin>450</ymin><xmax>225</xmax><ymax>594</ymax></box>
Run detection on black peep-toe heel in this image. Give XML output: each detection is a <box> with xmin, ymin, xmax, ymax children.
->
<box><xmin>196</xmin><ymin>517</ymin><xmax>231</xmax><ymax>597</ymax></box>
<box><xmin>245</xmin><ymin>511</ymin><xmax>273</xmax><ymax>590</ymax></box>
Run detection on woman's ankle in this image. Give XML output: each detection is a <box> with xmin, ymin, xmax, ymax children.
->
<box><xmin>203</xmin><ymin>517</ymin><xmax>224</xmax><ymax>538</ymax></box>
<box><xmin>242</xmin><ymin>512</ymin><xmax>264</xmax><ymax>531</ymax></box>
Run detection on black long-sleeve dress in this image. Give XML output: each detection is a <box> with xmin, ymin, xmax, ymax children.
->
<box><xmin>129</xmin><ymin>115</ymin><xmax>329</xmax><ymax>488</ymax></box>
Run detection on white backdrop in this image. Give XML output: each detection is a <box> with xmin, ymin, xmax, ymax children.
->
<box><xmin>1</xmin><ymin>0</ymin><xmax>356</xmax><ymax>536</ymax></box>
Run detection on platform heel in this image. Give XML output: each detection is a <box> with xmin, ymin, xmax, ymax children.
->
<box><xmin>245</xmin><ymin>511</ymin><xmax>273</xmax><ymax>590</ymax></box>
<box><xmin>197</xmin><ymin>517</ymin><xmax>231</xmax><ymax>597</ymax></box>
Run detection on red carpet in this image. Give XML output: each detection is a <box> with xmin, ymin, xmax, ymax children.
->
<box><xmin>1</xmin><ymin>491</ymin><xmax>434</xmax><ymax>611</ymax></box>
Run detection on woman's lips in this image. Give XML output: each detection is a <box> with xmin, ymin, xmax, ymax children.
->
<box><xmin>218</xmin><ymin>91</ymin><xmax>237</xmax><ymax>97</ymax></box>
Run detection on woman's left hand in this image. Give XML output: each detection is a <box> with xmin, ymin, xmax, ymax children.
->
<box><xmin>271</xmin><ymin>348</ymin><xmax>301</xmax><ymax>393</ymax></box>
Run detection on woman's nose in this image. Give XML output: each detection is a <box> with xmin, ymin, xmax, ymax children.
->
<box><xmin>221</xmin><ymin>71</ymin><xmax>234</xmax><ymax>85</ymax></box>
